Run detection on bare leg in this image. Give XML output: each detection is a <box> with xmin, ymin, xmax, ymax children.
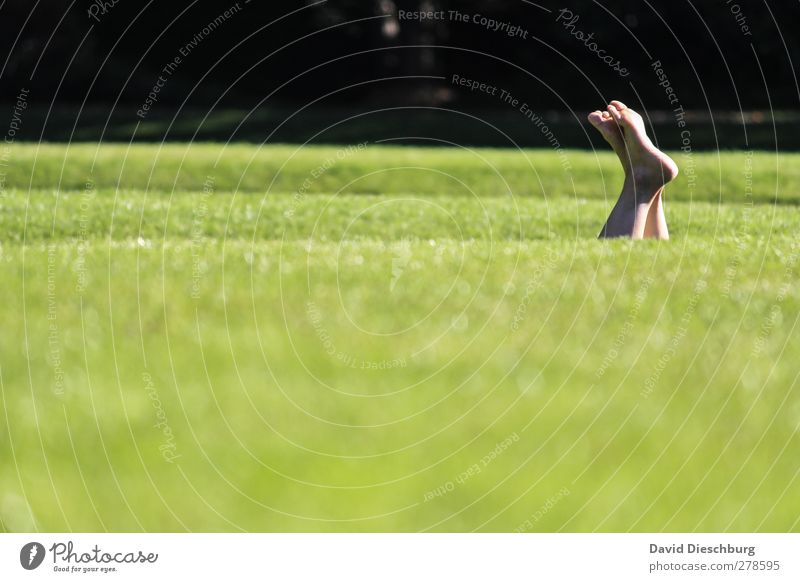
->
<box><xmin>644</xmin><ymin>189</ymin><xmax>669</xmax><ymax>240</ymax></box>
<box><xmin>588</xmin><ymin>101</ymin><xmax>678</xmax><ymax>239</ymax></box>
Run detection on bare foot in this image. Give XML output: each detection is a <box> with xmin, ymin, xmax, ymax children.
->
<box><xmin>606</xmin><ymin>100</ymin><xmax>678</xmax><ymax>193</ymax></box>
<box><xmin>587</xmin><ymin>109</ymin><xmax>630</xmax><ymax>174</ymax></box>
<box><xmin>592</xmin><ymin>101</ymin><xmax>677</xmax><ymax>240</ymax></box>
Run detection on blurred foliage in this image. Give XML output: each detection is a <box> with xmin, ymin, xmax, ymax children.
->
<box><xmin>0</xmin><ymin>0</ymin><xmax>797</xmax><ymax>114</ymax></box>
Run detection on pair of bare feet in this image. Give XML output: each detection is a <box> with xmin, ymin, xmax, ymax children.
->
<box><xmin>588</xmin><ymin>100</ymin><xmax>679</xmax><ymax>239</ymax></box>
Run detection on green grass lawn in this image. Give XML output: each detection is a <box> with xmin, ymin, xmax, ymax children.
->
<box><xmin>1</xmin><ymin>144</ymin><xmax>799</xmax><ymax>532</ymax></box>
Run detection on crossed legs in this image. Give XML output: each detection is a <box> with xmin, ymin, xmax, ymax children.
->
<box><xmin>588</xmin><ymin>101</ymin><xmax>678</xmax><ymax>240</ymax></box>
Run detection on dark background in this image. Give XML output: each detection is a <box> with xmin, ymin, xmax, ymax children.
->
<box><xmin>1</xmin><ymin>0</ymin><xmax>798</xmax><ymax>147</ymax></box>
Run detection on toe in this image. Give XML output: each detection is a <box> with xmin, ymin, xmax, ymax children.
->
<box><xmin>587</xmin><ymin>111</ymin><xmax>603</xmax><ymax>126</ymax></box>
<box><xmin>610</xmin><ymin>100</ymin><xmax>627</xmax><ymax>110</ymax></box>
<box><xmin>622</xmin><ymin>107</ymin><xmax>642</xmax><ymax>122</ymax></box>
<box><xmin>606</xmin><ymin>104</ymin><xmax>622</xmax><ymax>121</ymax></box>
<box><xmin>618</xmin><ymin>107</ymin><xmax>641</xmax><ymax>128</ymax></box>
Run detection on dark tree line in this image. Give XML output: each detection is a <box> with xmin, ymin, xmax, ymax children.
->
<box><xmin>1</xmin><ymin>0</ymin><xmax>798</xmax><ymax>111</ymax></box>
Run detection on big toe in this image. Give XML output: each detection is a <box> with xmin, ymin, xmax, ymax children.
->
<box><xmin>587</xmin><ymin>111</ymin><xmax>604</xmax><ymax>127</ymax></box>
<box><xmin>619</xmin><ymin>107</ymin><xmax>644</xmax><ymax>129</ymax></box>
<box><xmin>610</xmin><ymin>100</ymin><xmax>627</xmax><ymax>110</ymax></box>
<box><xmin>606</xmin><ymin>104</ymin><xmax>623</xmax><ymax>122</ymax></box>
